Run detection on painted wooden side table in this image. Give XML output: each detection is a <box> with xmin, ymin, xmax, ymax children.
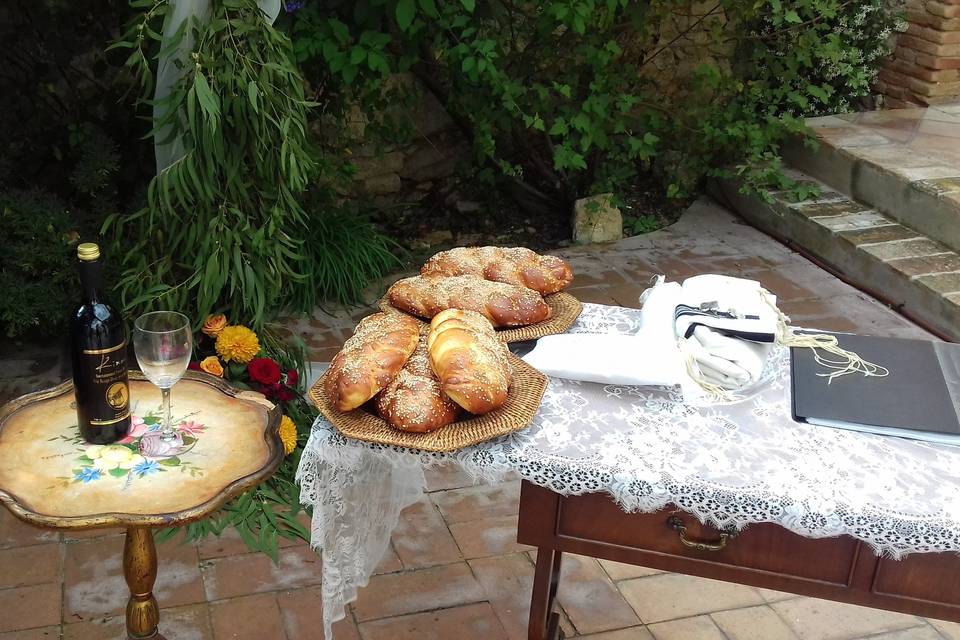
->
<box><xmin>0</xmin><ymin>371</ymin><xmax>284</xmax><ymax>640</ymax></box>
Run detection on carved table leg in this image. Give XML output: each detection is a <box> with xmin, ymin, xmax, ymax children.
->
<box><xmin>124</xmin><ymin>527</ymin><xmax>165</xmax><ymax>640</ymax></box>
<box><xmin>528</xmin><ymin>547</ymin><xmax>564</xmax><ymax>640</ymax></box>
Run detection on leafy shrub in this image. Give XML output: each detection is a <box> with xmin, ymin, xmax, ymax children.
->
<box><xmin>0</xmin><ymin>189</ymin><xmax>79</xmax><ymax>337</ymax></box>
<box><xmin>285</xmin><ymin>0</ymin><xmax>899</xmax><ymax>206</ymax></box>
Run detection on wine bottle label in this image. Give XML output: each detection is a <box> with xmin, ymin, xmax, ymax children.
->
<box><xmin>79</xmin><ymin>341</ymin><xmax>130</xmax><ymax>426</ymax></box>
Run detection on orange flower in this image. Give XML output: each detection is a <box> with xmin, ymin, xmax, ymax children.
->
<box><xmin>199</xmin><ymin>356</ymin><xmax>224</xmax><ymax>377</ymax></box>
<box><xmin>202</xmin><ymin>314</ymin><xmax>228</xmax><ymax>338</ymax></box>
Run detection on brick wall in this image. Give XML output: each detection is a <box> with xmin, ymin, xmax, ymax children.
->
<box><xmin>877</xmin><ymin>0</ymin><xmax>960</xmax><ymax>106</ymax></box>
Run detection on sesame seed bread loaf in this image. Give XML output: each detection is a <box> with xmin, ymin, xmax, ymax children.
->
<box><xmin>421</xmin><ymin>246</ymin><xmax>573</xmax><ymax>294</ymax></box>
<box><xmin>375</xmin><ymin>332</ymin><xmax>460</xmax><ymax>433</ymax></box>
<box><xmin>324</xmin><ymin>312</ymin><xmax>420</xmax><ymax>411</ymax></box>
<box><xmin>387</xmin><ymin>275</ymin><xmax>552</xmax><ymax>327</ymax></box>
<box><xmin>427</xmin><ymin>309</ymin><xmax>511</xmax><ymax>415</ymax></box>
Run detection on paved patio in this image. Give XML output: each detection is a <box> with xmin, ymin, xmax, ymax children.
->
<box><xmin>2</xmin><ymin>198</ymin><xmax>959</xmax><ymax>639</ymax></box>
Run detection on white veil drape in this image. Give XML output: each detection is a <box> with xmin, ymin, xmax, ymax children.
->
<box><xmin>153</xmin><ymin>0</ymin><xmax>281</xmax><ymax>172</ymax></box>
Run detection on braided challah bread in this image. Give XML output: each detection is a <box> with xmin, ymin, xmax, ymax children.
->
<box><xmin>324</xmin><ymin>312</ymin><xmax>420</xmax><ymax>411</ymax></box>
<box><xmin>427</xmin><ymin>309</ymin><xmax>511</xmax><ymax>414</ymax></box>
<box><xmin>375</xmin><ymin>333</ymin><xmax>460</xmax><ymax>432</ymax></box>
<box><xmin>388</xmin><ymin>275</ymin><xmax>551</xmax><ymax>327</ymax></box>
<box><xmin>421</xmin><ymin>246</ymin><xmax>573</xmax><ymax>294</ymax></box>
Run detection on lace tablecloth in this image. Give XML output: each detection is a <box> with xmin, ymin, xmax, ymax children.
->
<box><xmin>297</xmin><ymin>303</ymin><xmax>960</xmax><ymax>638</ymax></box>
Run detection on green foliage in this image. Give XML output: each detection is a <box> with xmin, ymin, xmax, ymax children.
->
<box><xmin>295</xmin><ymin>197</ymin><xmax>403</xmax><ymax>307</ymax></box>
<box><xmin>106</xmin><ymin>0</ymin><xmax>317</xmax><ymax>329</ymax></box>
<box><xmin>285</xmin><ymin>0</ymin><xmax>899</xmax><ymax>206</ymax></box>
<box><xmin>0</xmin><ymin>190</ymin><xmax>80</xmax><ymax>337</ymax></box>
<box><xmin>157</xmin><ymin>330</ymin><xmax>317</xmax><ymax>560</ymax></box>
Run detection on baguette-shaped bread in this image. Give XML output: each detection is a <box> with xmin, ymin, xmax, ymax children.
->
<box><xmin>375</xmin><ymin>335</ymin><xmax>460</xmax><ymax>433</ymax></box>
<box><xmin>324</xmin><ymin>312</ymin><xmax>420</xmax><ymax>411</ymax></box>
<box><xmin>421</xmin><ymin>246</ymin><xmax>573</xmax><ymax>294</ymax></box>
<box><xmin>428</xmin><ymin>309</ymin><xmax>511</xmax><ymax>414</ymax></box>
<box><xmin>388</xmin><ymin>275</ymin><xmax>551</xmax><ymax>327</ymax></box>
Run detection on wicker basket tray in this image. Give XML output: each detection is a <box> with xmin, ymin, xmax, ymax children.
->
<box><xmin>378</xmin><ymin>291</ymin><xmax>582</xmax><ymax>343</ymax></box>
<box><xmin>308</xmin><ymin>353</ymin><xmax>548</xmax><ymax>452</ymax></box>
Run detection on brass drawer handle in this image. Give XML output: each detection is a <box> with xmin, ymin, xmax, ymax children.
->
<box><xmin>667</xmin><ymin>515</ymin><xmax>734</xmax><ymax>552</ymax></box>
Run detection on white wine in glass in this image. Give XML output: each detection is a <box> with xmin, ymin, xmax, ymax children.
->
<box><xmin>133</xmin><ymin>311</ymin><xmax>192</xmax><ymax>455</ymax></box>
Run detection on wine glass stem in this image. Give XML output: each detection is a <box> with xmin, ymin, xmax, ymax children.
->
<box><xmin>161</xmin><ymin>387</ymin><xmax>173</xmax><ymax>436</ymax></box>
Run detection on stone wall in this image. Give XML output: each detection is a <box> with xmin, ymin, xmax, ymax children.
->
<box><xmin>877</xmin><ymin>0</ymin><xmax>960</xmax><ymax>106</ymax></box>
<box><xmin>346</xmin><ymin>82</ymin><xmax>466</xmax><ymax>206</ymax></box>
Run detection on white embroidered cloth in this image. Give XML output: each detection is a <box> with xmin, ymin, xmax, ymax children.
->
<box><xmin>297</xmin><ymin>303</ymin><xmax>960</xmax><ymax>639</ymax></box>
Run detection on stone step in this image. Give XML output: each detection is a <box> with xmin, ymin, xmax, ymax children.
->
<box><xmin>781</xmin><ymin>108</ymin><xmax>960</xmax><ymax>253</ymax></box>
<box><xmin>713</xmin><ymin>170</ymin><xmax>960</xmax><ymax>339</ymax></box>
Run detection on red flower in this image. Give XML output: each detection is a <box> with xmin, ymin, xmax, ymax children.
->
<box><xmin>247</xmin><ymin>358</ymin><xmax>281</xmax><ymax>385</ymax></box>
<box><xmin>188</xmin><ymin>361</ymin><xmax>201</xmax><ymax>371</ymax></box>
<box><xmin>276</xmin><ymin>386</ymin><xmax>296</xmax><ymax>402</ymax></box>
<box><xmin>286</xmin><ymin>369</ymin><xmax>299</xmax><ymax>389</ymax></box>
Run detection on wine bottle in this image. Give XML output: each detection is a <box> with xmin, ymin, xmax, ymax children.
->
<box><xmin>70</xmin><ymin>242</ymin><xmax>131</xmax><ymax>444</ymax></box>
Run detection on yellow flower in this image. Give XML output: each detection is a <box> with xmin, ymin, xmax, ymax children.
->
<box><xmin>202</xmin><ymin>314</ymin><xmax>228</xmax><ymax>338</ymax></box>
<box><xmin>278</xmin><ymin>415</ymin><xmax>297</xmax><ymax>455</ymax></box>
<box><xmin>199</xmin><ymin>356</ymin><xmax>224</xmax><ymax>377</ymax></box>
<box><xmin>215</xmin><ymin>325</ymin><xmax>260</xmax><ymax>363</ymax></box>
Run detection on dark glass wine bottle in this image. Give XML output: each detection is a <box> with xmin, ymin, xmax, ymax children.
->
<box><xmin>70</xmin><ymin>243</ymin><xmax>131</xmax><ymax>444</ymax></box>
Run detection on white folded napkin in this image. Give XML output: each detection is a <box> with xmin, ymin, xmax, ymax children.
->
<box><xmin>522</xmin><ymin>333</ymin><xmax>685</xmax><ymax>386</ymax></box>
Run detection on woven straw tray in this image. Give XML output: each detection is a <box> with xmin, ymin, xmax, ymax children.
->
<box><xmin>378</xmin><ymin>291</ymin><xmax>582</xmax><ymax>343</ymax></box>
<box><xmin>308</xmin><ymin>353</ymin><xmax>548</xmax><ymax>452</ymax></box>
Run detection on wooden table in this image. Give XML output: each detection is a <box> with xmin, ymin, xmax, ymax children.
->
<box><xmin>518</xmin><ymin>481</ymin><xmax>960</xmax><ymax>640</ymax></box>
<box><xmin>0</xmin><ymin>372</ymin><xmax>284</xmax><ymax>639</ymax></box>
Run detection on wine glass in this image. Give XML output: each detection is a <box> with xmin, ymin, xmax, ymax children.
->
<box><xmin>133</xmin><ymin>311</ymin><xmax>192</xmax><ymax>456</ymax></box>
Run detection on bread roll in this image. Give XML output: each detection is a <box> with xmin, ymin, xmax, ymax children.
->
<box><xmin>324</xmin><ymin>312</ymin><xmax>420</xmax><ymax>411</ymax></box>
<box><xmin>421</xmin><ymin>246</ymin><xmax>573</xmax><ymax>294</ymax></box>
<box><xmin>388</xmin><ymin>275</ymin><xmax>551</xmax><ymax>327</ymax></box>
<box><xmin>375</xmin><ymin>335</ymin><xmax>460</xmax><ymax>432</ymax></box>
<box><xmin>428</xmin><ymin>309</ymin><xmax>511</xmax><ymax>414</ymax></box>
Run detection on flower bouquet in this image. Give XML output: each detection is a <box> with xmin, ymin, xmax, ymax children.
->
<box><xmin>155</xmin><ymin>314</ymin><xmax>317</xmax><ymax>560</ymax></box>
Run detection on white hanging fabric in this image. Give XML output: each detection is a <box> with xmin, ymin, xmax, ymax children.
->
<box><xmin>153</xmin><ymin>0</ymin><xmax>281</xmax><ymax>173</ymax></box>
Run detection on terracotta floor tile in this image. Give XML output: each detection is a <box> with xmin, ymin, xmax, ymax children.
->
<box><xmin>431</xmin><ymin>481</ymin><xmax>521</xmax><ymax>525</ymax></box>
<box><xmin>210</xmin><ymin>593</ymin><xmax>286</xmax><ymax>640</ymax></box>
<box><xmin>197</xmin><ymin>528</ymin><xmax>258</xmax><ymax>560</ymax></box>
<box><xmin>576</xmin><ymin>627</ymin><xmax>654</xmax><ymax>639</ymax></box>
<box><xmin>373</xmin><ymin>544</ymin><xmax>403</xmax><ymax>575</ymax></box>
<box><xmin>0</xmin><ymin>628</ymin><xmax>60</xmax><ymax>640</ymax></box>
<box><xmin>277</xmin><ymin>587</ymin><xmax>361</xmax><ymax>640</ymax></box>
<box><xmin>598</xmin><ymin>559</ymin><xmax>662</xmax><ymax>581</ymax></box>
<box><xmin>424</xmin><ymin>462</ymin><xmax>480</xmax><ymax>492</ymax></box>
<box><xmin>201</xmin><ymin>544</ymin><xmax>321</xmax><ymax>601</ymax></box>
<box><xmin>771</xmin><ymin>597</ymin><xmax>922</xmax><ymax>640</ymax></box>
<box><xmin>555</xmin><ymin>554</ymin><xmax>640</xmax><ymax>635</ymax></box>
<box><xmin>853</xmin><ymin>625</ymin><xmax>947</xmax><ymax>639</ymax></box>
<box><xmin>0</xmin><ymin>511</ymin><xmax>58</xmax><ymax>549</ymax></box>
<box><xmin>0</xmin><ymin>544</ymin><xmax>60</xmax><ymax>589</ymax></box>
<box><xmin>352</xmin><ymin>562</ymin><xmax>485</xmax><ymax>622</ymax></box>
<box><xmin>0</xmin><ymin>583</ymin><xmax>61</xmax><ymax>632</ymax></box>
<box><xmin>391</xmin><ymin>498</ymin><xmax>462</xmax><ymax>569</ymax></box>
<box><xmin>469</xmin><ymin>553</ymin><xmax>536</xmax><ymax>640</ymax></box>
<box><xmin>618</xmin><ymin>573</ymin><xmax>764</xmax><ymax>624</ymax></box>
<box><xmin>928</xmin><ymin>618</ymin><xmax>960</xmax><ymax>639</ymax></box>
<box><xmin>648</xmin><ymin>615</ymin><xmax>726</xmax><ymax>640</ymax></box>
<box><xmin>566</xmin><ymin>286</ymin><xmax>621</xmax><ymax>306</ymax></box>
<box><xmin>62</xmin><ymin>528</ymin><xmax>123</xmax><ymax>542</ymax></box>
<box><xmin>357</xmin><ymin>603</ymin><xmax>509</xmax><ymax>640</ymax></box>
<box><xmin>62</xmin><ymin>602</ymin><xmax>213</xmax><ymax>640</ymax></box>
<box><xmin>449</xmin><ymin>515</ymin><xmax>531</xmax><ymax>559</ymax></box>
<box><xmin>63</xmin><ymin>535</ymin><xmax>204</xmax><ymax>620</ymax></box>
<box><xmin>756</xmin><ymin>587</ymin><xmax>801</xmax><ymax>603</ymax></box>
<box><xmin>711</xmin><ymin>604</ymin><xmax>799</xmax><ymax>640</ymax></box>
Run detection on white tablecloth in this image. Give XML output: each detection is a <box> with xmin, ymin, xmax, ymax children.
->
<box><xmin>297</xmin><ymin>303</ymin><xmax>960</xmax><ymax>638</ymax></box>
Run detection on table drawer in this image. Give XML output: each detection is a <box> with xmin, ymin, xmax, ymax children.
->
<box><xmin>556</xmin><ymin>493</ymin><xmax>859</xmax><ymax>586</ymax></box>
